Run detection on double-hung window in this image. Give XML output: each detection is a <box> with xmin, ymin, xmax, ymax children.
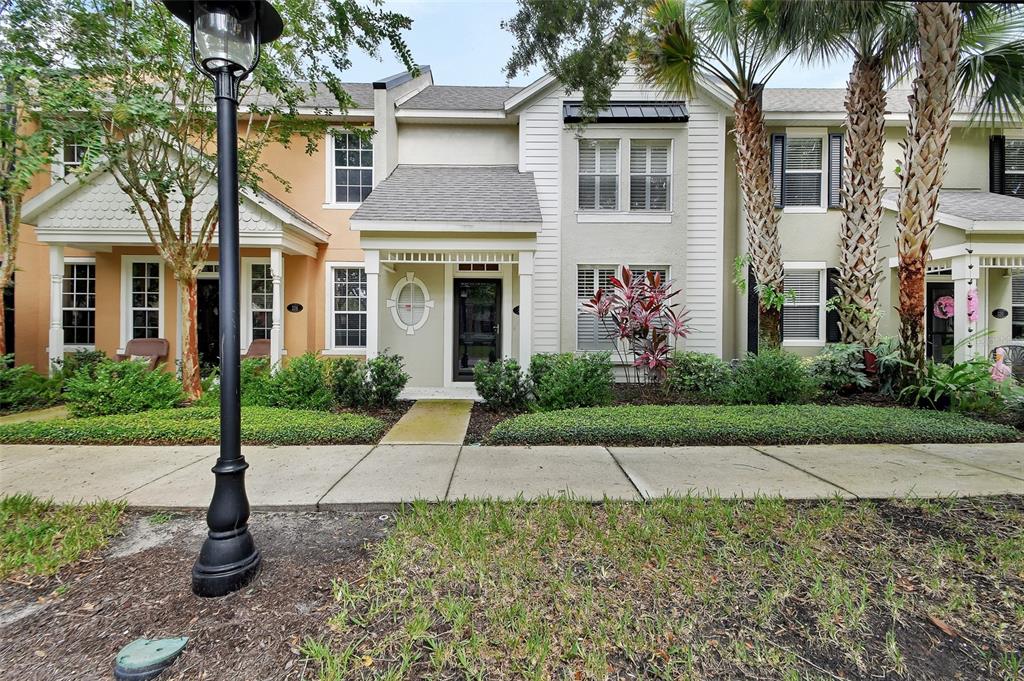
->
<box><xmin>55</xmin><ymin>138</ymin><xmax>86</xmax><ymax>178</ymax></box>
<box><xmin>63</xmin><ymin>261</ymin><xmax>95</xmax><ymax>346</ymax></box>
<box><xmin>1005</xmin><ymin>139</ymin><xmax>1024</xmax><ymax>197</ymax></box>
<box><xmin>129</xmin><ymin>261</ymin><xmax>161</xmax><ymax>339</ymax></box>
<box><xmin>629</xmin><ymin>140</ymin><xmax>671</xmax><ymax>211</ymax></box>
<box><xmin>331</xmin><ymin>266</ymin><xmax>367</xmax><ymax>349</ymax></box>
<box><xmin>578</xmin><ymin>139</ymin><xmax>619</xmax><ymax>210</ymax></box>
<box><xmin>783</xmin><ymin>134</ymin><xmax>825</xmax><ymax>208</ymax></box>
<box><xmin>250</xmin><ymin>263</ymin><xmax>273</xmax><ymax>341</ymax></box>
<box><xmin>331</xmin><ymin>131</ymin><xmax>373</xmax><ymax>205</ymax></box>
<box><xmin>1013</xmin><ymin>272</ymin><xmax>1024</xmax><ymax>340</ymax></box>
<box><xmin>781</xmin><ymin>268</ymin><xmax>825</xmax><ymax>344</ymax></box>
<box><xmin>576</xmin><ymin>265</ymin><xmax>668</xmax><ymax>351</ymax></box>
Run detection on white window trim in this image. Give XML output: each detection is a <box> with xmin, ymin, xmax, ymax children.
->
<box><xmin>782</xmin><ymin>127</ymin><xmax>828</xmax><ymax>214</ymax></box>
<box><xmin>242</xmin><ymin>257</ymin><xmax>272</xmax><ymax>349</ymax></box>
<box><xmin>323</xmin><ymin>127</ymin><xmax>373</xmax><ymax>210</ymax></box>
<box><xmin>50</xmin><ymin>138</ymin><xmax>86</xmax><ymax>182</ymax></box>
<box><xmin>577</xmin><ymin>138</ymin><xmax>620</xmax><ymax>212</ymax></box>
<box><xmin>628</xmin><ymin>139</ymin><xmax>673</xmax><ymax>213</ymax></box>
<box><xmin>62</xmin><ymin>256</ymin><xmax>96</xmax><ymax>351</ymax></box>
<box><xmin>119</xmin><ymin>255</ymin><xmax>165</xmax><ymax>351</ymax></box>
<box><xmin>387</xmin><ymin>273</ymin><xmax>434</xmax><ymax>335</ymax></box>
<box><xmin>575</xmin><ymin>264</ymin><xmax>671</xmax><ymax>357</ymax></box>
<box><xmin>1004</xmin><ymin>137</ymin><xmax>1024</xmax><ymax>187</ymax></box>
<box><xmin>323</xmin><ymin>261</ymin><xmax>368</xmax><ymax>355</ymax></box>
<box><xmin>781</xmin><ymin>261</ymin><xmax>827</xmax><ymax>347</ymax></box>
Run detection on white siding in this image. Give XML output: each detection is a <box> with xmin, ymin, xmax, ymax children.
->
<box><xmin>518</xmin><ymin>93</ymin><xmax>563</xmax><ymax>352</ymax></box>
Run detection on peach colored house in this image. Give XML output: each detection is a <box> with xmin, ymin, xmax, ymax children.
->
<box><xmin>11</xmin><ymin>66</ymin><xmax>1024</xmax><ymax>395</ymax></box>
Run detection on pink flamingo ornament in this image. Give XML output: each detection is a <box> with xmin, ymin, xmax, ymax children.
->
<box><xmin>991</xmin><ymin>348</ymin><xmax>1012</xmax><ymax>383</ymax></box>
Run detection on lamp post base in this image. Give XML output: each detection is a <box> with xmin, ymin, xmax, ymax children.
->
<box><xmin>191</xmin><ymin>528</ymin><xmax>261</xmax><ymax>598</ymax></box>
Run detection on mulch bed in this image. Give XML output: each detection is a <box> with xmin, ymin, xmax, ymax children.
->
<box><xmin>0</xmin><ymin>510</ymin><xmax>391</xmax><ymax>680</ymax></box>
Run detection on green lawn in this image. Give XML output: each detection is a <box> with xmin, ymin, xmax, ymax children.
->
<box><xmin>0</xmin><ymin>405</ymin><xmax>386</xmax><ymax>446</ymax></box>
<box><xmin>1</xmin><ymin>494</ymin><xmax>125</xmax><ymax>580</ymax></box>
<box><xmin>486</xmin><ymin>404</ymin><xmax>1019</xmax><ymax>446</ymax></box>
<box><xmin>304</xmin><ymin>497</ymin><xmax>1024</xmax><ymax>680</ymax></box>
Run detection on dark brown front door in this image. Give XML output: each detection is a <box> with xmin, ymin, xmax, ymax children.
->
<box><xmin>926</xmin><ymin>282</ymin><xmax>955</xmax><ymax>364</ymax></box>
<box><xmin>454</xmin><ymin>279</ymin><xmax>501</xmax><ymax>382</ymax></box>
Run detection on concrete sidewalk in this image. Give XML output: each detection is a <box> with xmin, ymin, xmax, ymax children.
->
<box><xmin>0</xmin><ymin>442</ymin><xmax>1020</xmax><ymax>509</ymax></box>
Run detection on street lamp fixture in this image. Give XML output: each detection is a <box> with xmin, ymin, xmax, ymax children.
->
<box><xmin>162</xmin><ymin>0</ymin><xmax>283</xmax><ymax>598</ymax></box>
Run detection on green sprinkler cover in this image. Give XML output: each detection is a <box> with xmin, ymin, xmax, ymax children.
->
<box><xmin>114</xmin><ymin>637</ymin><xmax>188</xmax><ymax>678</ymax></box>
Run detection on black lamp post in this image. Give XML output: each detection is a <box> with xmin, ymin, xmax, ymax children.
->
<box><xmin>162</xmin><ymin>0</ymin><xmax>283</xmax><ymax>598</ymax></box>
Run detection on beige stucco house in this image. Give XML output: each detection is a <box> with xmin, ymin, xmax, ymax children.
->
<box><xmin>10</xmin><ymin>66</ymin><xmax>1024</xmax><ymax>395</ymax></box>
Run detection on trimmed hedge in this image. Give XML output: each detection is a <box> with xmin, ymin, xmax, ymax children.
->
<box><xmin>0</xmin><ymin>406</ymin><xmax>386</xmax><ymax>446</ymax></box>
<box><xmin>486</xmin><ymin>404</ymin><xmax>1019</xmax><ymax>447</ymax></box>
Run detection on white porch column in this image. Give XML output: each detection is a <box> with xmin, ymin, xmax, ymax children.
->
<box><xmin>365</xmin><ymin>250</ymin><xmax>380</xmax><ymax>359</ymax></box>
<box><xmin>518</xmin><ymin>251</ymin><xmax>534</xmax><ymax>367</ymax></box>
<box><xmin>47</xmin><ymin>244</ymin><xmax>64</xmax><ymax>375</ymax></box>
<box><xmin>270</xmin><ymin>247</ymin><xmax>284</xmax><ymax>369</ymax></box>
<box><xmin>951</xmin><ymin>254</ymin><xmax>976</xmax><ymax>363</ymax></box>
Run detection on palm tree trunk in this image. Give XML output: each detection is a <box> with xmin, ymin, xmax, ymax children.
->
<box><xmin>896</xmin><ymin>1</ymin><xmax>962</xmax><ymax>379</ymax></box>
<box><xmin>178</xmin><ymin>272</ymin><xmax>202</xmax><ymax>401</ymax></box>
<box><xmin>733</xmin><ymin>95</ymin><xmax>784</xmax><ymax>350</ymax></box>
<box><xmin>838</xmin><ymin>55</ymin><xmax>886</xmax><ymax>347</ymax></box>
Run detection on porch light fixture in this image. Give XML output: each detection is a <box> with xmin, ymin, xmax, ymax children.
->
<box><xmin>161</xmin><ymin>0</ymin><xmax>283</xmax><ymax>598</ymax></box>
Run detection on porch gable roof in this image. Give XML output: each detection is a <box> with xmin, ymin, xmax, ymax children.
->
<box><xmin>882</xmin><ymin>189</ymin><xmax>1024</xmax><ymax>232</ymax></box>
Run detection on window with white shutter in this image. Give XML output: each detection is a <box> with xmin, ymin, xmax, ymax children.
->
<box><xmin>783</xmin><ymin>135</ymin><xmax>825</xmax><ymax>208</ymax></box>
<box><xmin>1012</xmin><ymin>272</ymin><xmax>1024</xmax><ymax>340</ymax></box>
<box><xmin>782</xmin><ymin>269</ymin><xmax>825</xmax><ymax>343</ymax></box>
<box><xmin>1006</xmin><ymin>139</ymin><xmax>1024</xmax><ymax>198</ymax></box>
<box><xmin>576</xmin><ymin>265</ymin><xmax>669</xmax><ymax>351</ymax></box>
<box><xmin>629</xmin><ymin>140</ymin><xmax>671</xmax><ymax>211</ymax></box>
<box><xmin>578</xmin><ymin>140</ymin><xmax>619</xmax><ymax>210</ymax></box>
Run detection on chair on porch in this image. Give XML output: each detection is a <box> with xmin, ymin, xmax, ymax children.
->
<box><xmin>115</xmin><ymin>338</ymin><xmax>170</xmax><ymax>371</ymax></box>
<box><xmin>991</xmin><ymin>345</ymin><xmax>1024</xmax><ymax>381</ymax></box>
<box><xmin>243</xmin><ymin>338</ymin><xmax>271</xmax><ymax>360</ymax></box>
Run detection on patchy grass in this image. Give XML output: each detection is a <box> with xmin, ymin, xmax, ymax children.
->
<box><xmin>486</xmin><ymin>404</ymin><xmax>1019</xmax><ymax>446</ymax></box>
<box><xmin>0</xmin><ymin>494</ymin><xmax>125</xmax><ymax>581</ymax></box>
<box><xmin>0</xmin><ymin>405</ymin><xmax>387</xmax><ymax>445</ymax></box>
<box><xmin>304</xmin><ymin>497</ymin><xmax>1024</xmax><ymax>680</ymax></box>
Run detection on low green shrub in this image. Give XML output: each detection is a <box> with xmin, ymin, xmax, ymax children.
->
<box><xmin>474</xmin><ymin>359</ymin><xmax>530</xmax><ymax>411</ymax></box>
<box><xmin>871</xmin><ymin>336</ymin><xmax>906</xmax><ymax>397</ymax></box>
<box><xmin>330</xmin><ymin>356</ymin><xmax>371</xmax><ymax>408</ymax></box>
<box><xmin>56</xmin><ymin>349</ymin><xmax>107</xmax><ymax>382</ymax></box>
<box><xmin>901</xmin><ymin>359</ymin><xmax>1021</xmax><ymax>415</ymax></box>
<box><xmin>263</xmin><ymin>353</ymin><xmax>333</xmax><ymax>411</ymax></box>
<box><xmin>807</xmin><ymin>343</ymin><xmax>871</xmax><ymax>394</ymax></box>
<box><xmin>486</xmin><ymin>404</ymin><xmax>1018</xmax><ymax>447</ymax></box>
<box><xmin>665</xmin><ymin>350</ymin><xmax>732</xmax><ymax>395</ymax></box>
<box><xmin>530</xmin><ymin>352</ymin><xmax>614</xmax><ymax>411</ymax></box>
<box><xmin>64</xmin><ymin>359</ymin><xmax>184</xmax><ymax>417</ymax></box>
<box><xmin>0</xmin><ymin>406</ymin><xmax>387</xmax><ymax>445</ymax></box>
<box><xmin>725</xmin><ymin>350</ymin><xmax>819</xmax><ymax>405</ymax></box>
<box><xmin>0</xmin><ymin>357</ymin><xmax>60</xmax><ymax>413</ymax></box>
<box><xmin>367</xmin><ymin>351</ymin><xmax>409</xmax><ymax>407</ymax></box>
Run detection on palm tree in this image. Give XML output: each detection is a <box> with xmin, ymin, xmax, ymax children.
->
<box><xmin>897</xmin><ymin>1</ymin><xmax>1024</xmax><ymax>378</ymax></box>
<box><xmin>633</xmin><ymin>0</ymin><xmax>796</xmax><ymax>349</ymax></box>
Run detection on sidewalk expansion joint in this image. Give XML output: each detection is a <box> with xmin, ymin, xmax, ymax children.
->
<box><xmin>605</xmin><ymin>447</ymin><xmax>646</xmax><ymax>501</ymax></box>
<box><xmin>750</xmin><ymin>446</ymin><xmax>860</xmax><ymax>500</ymax></box>
<box><xmin>114</xmin><ymin>452</ymin><xmax>216</xmax><ymax>503</ymax></box>
<box><xmin>315</xmin><ymin>446</ymin><xmax>378</xmax><ymax>511</ymax></box>
<box><xmin>900</xmin><ymin>444</ymin><xmax>1024</xmax><ymax>483</ymax></box>
<box><xmin>443</xmin><ymin>446</ymin><xmax>465</xmax><ymax>501</ymax></box>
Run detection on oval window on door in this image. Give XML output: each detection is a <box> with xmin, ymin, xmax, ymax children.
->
<box><xmin>388</xmin><ymin>274</ymin><xmax>433</xmax><ymax>334</ymax></box>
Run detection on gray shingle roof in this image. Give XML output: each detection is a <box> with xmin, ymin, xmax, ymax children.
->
<box><xmin>883</xmin><ymin>189</ymin><xmax>1024</xmax><ymax>223</ymax></box>
<box><xmin>351</xmin><ymin>165</ymin><xmax>542</xmax><ymax>224</ymax></box>
<box><xmin>399</xmin><ymin>85</ymin><xmax>523</xmax><ymax>111</ymax></box>
<box><xmin>762</xmin><ymin>88</ymin><xmax>977</xmax><ymax>114</ymax></box>
<box><xmin>246</xmin><ymin>82</ymin><xmax>374</xmax><ymax>110</ymax></box>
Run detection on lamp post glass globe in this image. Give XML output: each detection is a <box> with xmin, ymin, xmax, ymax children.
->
<box><xmin>194</xmin><ymin>4</ymin><xmax>257</xmax><ymax>73</ymax></box>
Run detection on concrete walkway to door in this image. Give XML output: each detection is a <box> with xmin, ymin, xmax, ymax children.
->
<box><xmin>379</xmin><ymin>400</ymin><xmax>474</xmax><ymax>445</ymax></box>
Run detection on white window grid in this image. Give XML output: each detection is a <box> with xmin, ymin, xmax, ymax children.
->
<box><xmin>250</xmin><ymin>263</ymin><xmax>273</xmax><ymax>341</ymax></box>
<box><xmin>129</xmin><ymin>261</ymin><xmax>161</xmax><ymax>339</ymax></box>
<box><xmin>783</xmin><ymin>133</ymin><xmax>826</xmax><ymax>209</ymax></box>
<box><xmin>332</xmin><ymin>266</ymin><xmax>367</xmax><ymax>348</ymax></box>
<box><xmin>62</xmin><ymin>261</ymin><xmax>95</xmax><ymax>346</ymax></box>
<box><xmin>1006</xmin><ymin>139</ymin><xmax>1024</xmax><ymax>197</ymax></box>
<box><xmin>332</xmin><ymin>132</ymin><xmax>373</xmax><ymax>204</ymax></box>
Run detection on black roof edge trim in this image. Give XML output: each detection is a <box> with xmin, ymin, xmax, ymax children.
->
<box><xmin>562</xmin><ymin>99</ymin><xmax>689</xmax><ymax>124</ymax></box>
<box><xmin>373</xmin><ymin>65</ymin><xmax>431</xmax><ymax>90</ymax></box>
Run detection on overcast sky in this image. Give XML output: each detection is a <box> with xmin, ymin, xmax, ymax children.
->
<box><xmin>342</xmin><ymin>0</ymin><xmax>854</xmax><ymax>89</ymax></box>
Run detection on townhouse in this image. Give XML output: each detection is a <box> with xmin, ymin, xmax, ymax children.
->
<box><xmin>11</xmin><ymin>65</ymin><xmax>1024</xmax><ymax>394</ymax></box>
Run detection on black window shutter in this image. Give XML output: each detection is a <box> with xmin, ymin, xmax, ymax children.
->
<box><xmin>771</xmin><ymin>133</ymin><xmax>785</xmax><ymax>208</ymax></box>
<box><xmin>747</xmin><ymin>269</ymin><xmax>759</xmax><ymax>354</ymax></box>
<box><xmin>990</xmin><ymin>135</ymin><xmax>1006</xmax><ymax>195</ymax></box>
<box><xmin>828</xmin><ymin>134</ymin><xmax>843</xmax><ymax>208</ymax></box>
<box><xmin>825</xmin><ymin>267</ymin><xmax>840</xmax><ymax>343</ymax></box>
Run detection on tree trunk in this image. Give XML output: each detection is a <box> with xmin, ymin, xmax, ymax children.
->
<box><xmin>0</xmin><ymin>294</ymin><xmax>6</xmax><ymax>357</ymax></box>
<box><xmin>733</xmin><ymin>96</ymin><xmax>784</xmax><ymax>350</ymax></box>
<box><xmin>179</xmin><ymin>273</ymin><xmax>202</xmax><ymax>401</ymax></box>
<box><xmin>896</xmin><ymin>2</ymin><xmax>961</xmax><ymax>380</ymax></box>
<box><xmin>838</xmin><ymin>55</ymin><xmax>886</xmax><ymax>347</ymax></box>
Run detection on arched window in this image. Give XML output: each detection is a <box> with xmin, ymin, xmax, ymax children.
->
<box><xmin>388</xmin><ymin>274</ymin><xmax>433</xmax><ymax>334</ymax></box>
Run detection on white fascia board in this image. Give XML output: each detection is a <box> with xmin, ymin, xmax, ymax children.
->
<box><xmin>880</xmin><ymin>196</ymin><xmax>978</xmax><ymax>232</ymax></box>
<box><xmin>394</xmin><ymin>109</ymin><xmax>508</xmax><ymax>121</ymax></box>
<box><xmin>360</xmin><ymin>235</ymin><xmax>538</xmax><ymax>252</ymax></box>
<box><xmin>504</xmin><ymin>74</ymin><xmax>557</xmax><ymax>112</ymax></box>
<box><xmin>351</xmin><ymin>219</ymin><xmax>541</xmax><ymax>234</ymax></box>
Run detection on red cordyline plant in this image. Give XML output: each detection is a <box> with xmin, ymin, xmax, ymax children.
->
<box><xmin>582</xmin><ymin>265</ymin><xmax>691</xmax><ymax>386</ymax></box>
